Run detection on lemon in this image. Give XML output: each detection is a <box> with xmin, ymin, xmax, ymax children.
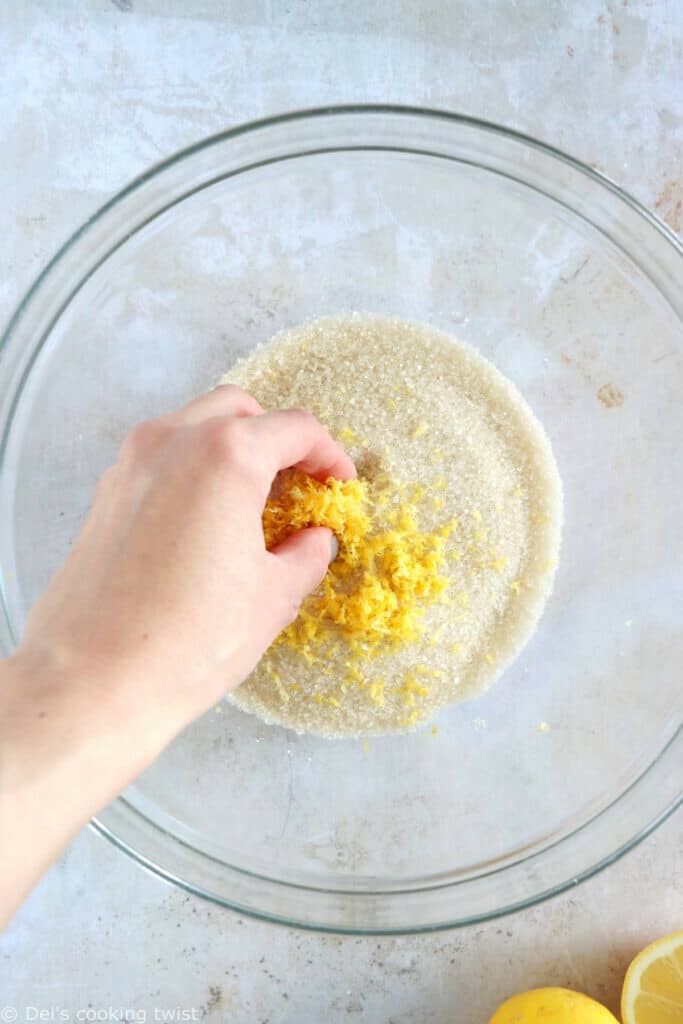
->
<box><xmin>622</xmin><ymin>930</ymin><xmax>683</xmax><ymax>1024</ymax></box>
<box><xmin>490</xmin><ymin>987</ymin><xmax>619</xmax><ymax>1023</ymax></box>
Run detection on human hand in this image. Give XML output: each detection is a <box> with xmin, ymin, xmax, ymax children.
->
<box><xmin>0</xmin><ymin>386</ymin><xmax>355</xmax><ymax>924</ymax></box>
<box><xmin>19</xmin><ymin>384</ymin><xmax>356</xmax><ymax>744</ymax></box>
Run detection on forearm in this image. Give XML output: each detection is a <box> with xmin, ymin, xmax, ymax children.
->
<box><xmin>0</xmin><ymin>651</ymin><xmax>168</xmax><ymax>928</ymax></box>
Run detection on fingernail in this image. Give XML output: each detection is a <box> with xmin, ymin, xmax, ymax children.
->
<box><xmin>329</xmin><ymin>534</ymin><xmax>339</xmax><ymax>563</ymax></box>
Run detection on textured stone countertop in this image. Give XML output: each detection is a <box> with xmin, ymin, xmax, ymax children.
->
<box><xmin>1</xmin><ymin>2</ymin><xmax>681</xmax><ymax>1021</ymax></box>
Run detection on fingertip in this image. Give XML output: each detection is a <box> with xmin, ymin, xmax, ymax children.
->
<box><xmin>270</xmin><ymin>525</ymin><xmax>336</xmax><ymax>605</ymax></box>
<box><xmin>323</xmin><ymin>452</ymin><xmax>357</xmax><ymax>484</ymax></box>
<box><xmin>310</xmin><ymin>463</ymin><xmax>356</xmax><ymax>485</ymax></box>
<box><xmin>337</xmin><ymin>453</ymin><xmax>358</xmax><ymax>482</ymax></box>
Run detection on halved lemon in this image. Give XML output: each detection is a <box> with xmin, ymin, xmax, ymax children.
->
<box><xmin>490</xmin><ymin>987</ymin><xmax>618</xmax><ymax>1022</ymax></box>
<box><xmin>622</xmin><ymin>930</ymin><xmax>683</xmax><ymax>1024</ymax></box>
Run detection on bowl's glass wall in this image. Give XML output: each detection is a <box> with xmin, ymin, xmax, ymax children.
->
<box><xmin>0</xmin><ymin>111</ymin><xmax>680</xmax><ymax>930</ymax></box>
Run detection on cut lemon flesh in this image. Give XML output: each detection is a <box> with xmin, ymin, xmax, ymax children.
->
<box><xmin>622</xmin><ymin>930</ymin><xmax>683</xmax><ymax>1024</ymax></box>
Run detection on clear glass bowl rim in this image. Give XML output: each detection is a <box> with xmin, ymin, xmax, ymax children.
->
<box><xmin>0</xmin><ymin>104</ymin><xmax>680</xmax><ymax>934</ymax></box>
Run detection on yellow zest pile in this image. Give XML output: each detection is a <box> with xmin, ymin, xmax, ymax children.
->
<box><xmin>262</xmin><ymin>470</ymin><xmax>458</xmax><ymax>660</ymax></box>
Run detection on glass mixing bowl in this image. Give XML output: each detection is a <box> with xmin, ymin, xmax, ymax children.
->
<box><xmin>0</xmin><ymin>107</ymin><xmax>681</xmax><ymax>933</ymax></box>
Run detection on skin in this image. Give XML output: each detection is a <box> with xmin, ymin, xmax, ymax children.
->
<box><xmin>0</xmin><ymin>385</ymin><xmax>355</xmax><ymax>927</ymax></box>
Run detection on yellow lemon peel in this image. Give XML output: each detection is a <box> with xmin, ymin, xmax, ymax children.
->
<box><xmin>263</xmin><ymin>470</ymin><xmax>456</xmax><ymax>659</ymax></box>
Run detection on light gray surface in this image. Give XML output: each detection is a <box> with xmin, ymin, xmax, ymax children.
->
<box><xmin>1</xmin><ymin>1</ymin><xmax>681</xmax><ymax>1020</ymax></box>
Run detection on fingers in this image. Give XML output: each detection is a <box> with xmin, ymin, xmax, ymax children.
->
<box><xmin>247</xmin><ymin>409</ymin><xmax>357</xmax><ymax>483</ymax></box>
<box><xmin>268</xmin><ymin>527</ymin><xmax>338</xmax><ymax>628</ymax></box>
<box><xmin>166</xmin><ymin>385</ymin><xmax>264</xmax><ymax>426</ymax></box>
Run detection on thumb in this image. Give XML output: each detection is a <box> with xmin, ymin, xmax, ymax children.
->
<box><xmin>269</xmin><ymin>526</ymin><xmax>339</xmax><ymax>622</ymax></box>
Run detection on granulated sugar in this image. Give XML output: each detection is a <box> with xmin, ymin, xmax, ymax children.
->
<box><xmin>222</xmin><ymin>315</ymin><xmax>562</xmax><ymax>737</ymax></box>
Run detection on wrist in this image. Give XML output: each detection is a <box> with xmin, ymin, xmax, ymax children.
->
<box><xmin>0</xmin><ymin>647</ymin><xmax>162</xmax><ymax>928</ymax></box>
<box><xmin>1</xmin><ymin>645</ymin><xmax>170</xmax><ymax>806</ymax></box>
